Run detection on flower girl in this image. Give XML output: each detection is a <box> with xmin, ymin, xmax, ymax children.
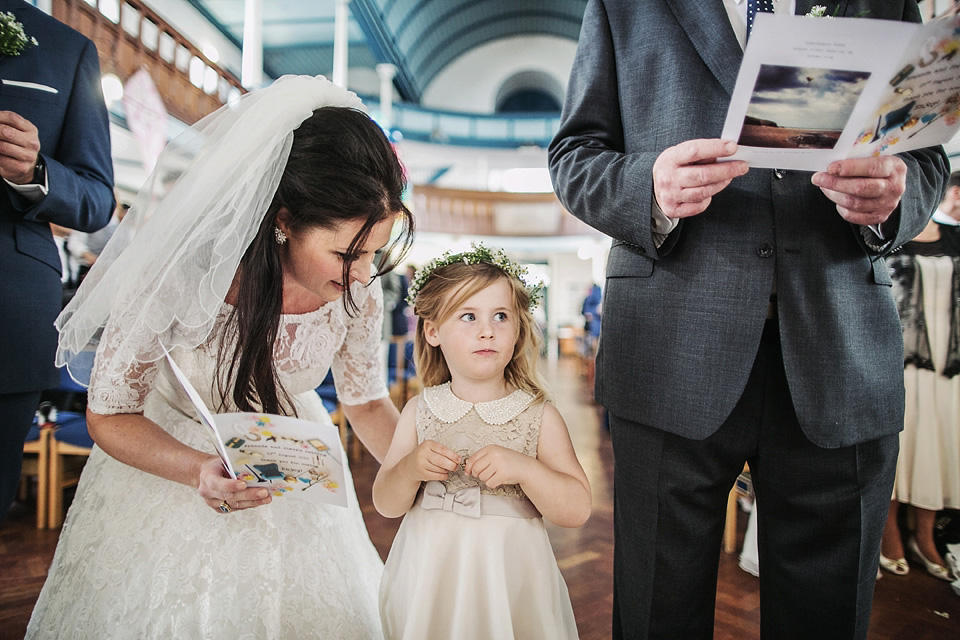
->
<box><xmin>373</xmin><ymin>245</ymin><xmax>591</xmax><ymax>639</ymax></box>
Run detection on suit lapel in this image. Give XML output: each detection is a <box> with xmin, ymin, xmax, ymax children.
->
<box><xmin>665</xmin><ymin>0</ymin><xmax>743</xmax><ymax>97</ymax></box>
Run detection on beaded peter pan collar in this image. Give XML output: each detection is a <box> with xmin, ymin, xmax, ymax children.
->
<box><xmin>421</xmin><ymin>382</ymin><xmax>534</xmax><ymax>425</ymax></box>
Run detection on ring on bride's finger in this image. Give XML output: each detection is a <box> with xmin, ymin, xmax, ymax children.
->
<box><xmin>218</xmin><ymin>500</ymin><xmax>231</xmax><ymax>513</ymax></box>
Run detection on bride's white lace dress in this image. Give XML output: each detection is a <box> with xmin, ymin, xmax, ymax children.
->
<box><xmin>27</xmin><ymin>281</ymin><xmax>387</xmax><ymax>639</ymax></box>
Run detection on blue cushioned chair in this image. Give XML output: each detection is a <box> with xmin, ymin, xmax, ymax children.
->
<box><xmin>315</xmin><ymin>370</ymin><xmax>339</xmax><ymax>415</ymax></box>
<box><xmin>47</xmin><ymin>359</ymin><xmax>88</xmax><ymax>413</ymax></box>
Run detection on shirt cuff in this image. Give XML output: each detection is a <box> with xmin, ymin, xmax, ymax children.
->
<box><xmin>652</xmin><ymin>196</ymin><xmax>679</xmax><ymax>248</ymax></box>
<box><xmin>5</xmin><ymin>173</ymin><xmax>48</xmax><ymax>203</ymax></box>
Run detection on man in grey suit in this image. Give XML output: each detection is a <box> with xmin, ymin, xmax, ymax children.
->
<box><xmin>549</xmin><ymin>1</ymin><xmax>949</xmax><ymax>638</ymax></box>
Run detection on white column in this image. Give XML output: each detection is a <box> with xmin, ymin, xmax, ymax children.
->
<box><xmin>241</xmin><ymin>0</ymin><xmax>264</xmax><ymax>89</ymax></box>
<box><xmin>376</xmin><ymin>63</ymin><xmax>397</xmax><ymax>129</ymax></box>
<box><xmin>547</xmin><ymin>255</ymin><xmax>560</xmax><ymax>364</ymax></box>
<box><xmin>333</xmin><ymin>0</ymin><xmax>351</xmax><ymax>88</ymax></box>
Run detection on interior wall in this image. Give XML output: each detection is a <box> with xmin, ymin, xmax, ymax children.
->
<box><xmin>421</xmin><ymin>35</ymin><xmax>577</xmax><ymax>114</ymax></box>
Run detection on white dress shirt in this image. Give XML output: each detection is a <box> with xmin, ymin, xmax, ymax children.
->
<box><xmin>933</xmin><ymin>208</ymin><xmax>960</xmax><ymax>226</ymax></box>
<box><xmin>653</xmin><ymin>1</ymin><xmax>797</xmax><ymax>246</ymax></box>
<box><xmin>4</xmin><ymin>170</ymin><xmax>48</xmax><ymax>203</ymax></box>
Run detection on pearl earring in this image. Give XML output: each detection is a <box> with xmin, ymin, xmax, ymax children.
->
<box><xmin>274</xmin><ymin>226</ymin><xmax>287</xmax><ymax>245</ymax></box>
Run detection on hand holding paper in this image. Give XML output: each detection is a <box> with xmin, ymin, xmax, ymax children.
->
<box><xmin>723</xmin><ymin>13</ymin><xmax>960</xmax><ymax>171</ymax></box>
<box><xmin>196</xmin><ymin>455</ymin><xmax>271</xmax><ymax>513</ymax></box>
<box><xmin>165</xmin><ymin>353</ymin><xmax>348</xmax><ymax>507</ymax></box>
<box><xmin>652</xmin><ymin>139</ymin><xmax>749</xmax><ymax>218</ymax></box>
<box><xmin>812</xmin><ymin>155</ymin><xmax>907</xmax><ymax>226</ymax></box>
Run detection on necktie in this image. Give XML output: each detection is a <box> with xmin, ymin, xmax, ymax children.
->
<box><xmin>746</xmin><ymin>0</ymin><xmax>775</xmax><ymax>42</ymax></box>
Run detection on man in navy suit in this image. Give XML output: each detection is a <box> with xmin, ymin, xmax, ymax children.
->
<box><xmin>550</xmin><ymin>1</ymin><xmax>948</xmax><ymax>638</ymax></box>
<box><xmin>0</xmin><ymin>0</ymin><xmax>113</xmax><ymax>522</ymax></box>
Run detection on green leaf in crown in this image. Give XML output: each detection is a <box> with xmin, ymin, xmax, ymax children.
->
<box><xmin>406</xmin><ymin>243</ymin><xmax>544</xmax><ymax>310</ymax></box>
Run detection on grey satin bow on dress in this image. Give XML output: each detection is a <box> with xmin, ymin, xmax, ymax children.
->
<box><xmin>420</xmin><ymin>481</ymin><xmax>482</xmax><ymax>518</ymax></box>
<box><xmin>417</xmin><ymin>480</ymin><xmax>543</xmax><ymax>519</ymax></box>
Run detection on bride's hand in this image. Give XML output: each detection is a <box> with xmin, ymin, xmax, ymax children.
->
<box><xmin>197</xmin><ymin>456</ymin><xmax>272</xmax><ymax>514</ymax></box>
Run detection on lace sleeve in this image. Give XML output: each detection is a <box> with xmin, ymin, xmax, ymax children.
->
<box><xmin>86</xmin><ymin>313</ymin><xmax>163</xmax><ymax>414</ymax></box>
<box><xmin>86</xmin><ymin>308</ymin><xmax>210</xmax><ymax>415</ymax></box>
<box><xmin>331</xmin><ymin>278</ymin><xmax>389</xmax><ymax>405</ymax></box>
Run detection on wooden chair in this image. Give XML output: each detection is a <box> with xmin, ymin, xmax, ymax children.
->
<box><xmin>315</xmin><ymin>372</ymin><xmax>361</xmax><ymax>459</ymax></box>
<box><xmin>21</xmin><ymin>419</ymin><xmax>51</xmax><ymax>529</ymax></box>
<box><xmin>723</xmin><ymin>464</ymin><xmax>752</xmax><ymax>553</ymax></box>
<box><xmin>329</xmin><ymin>405</ymin><xmax>347</xmax><ymax>449</ymax></box>
<box><xmin>340</xmin><ymin>411</ymin><xmax>366</xmax><ymax>461</ymax></box>
<box><xmin>388</xmin><ymin>336</ymin><xmax>417</xmax><ymax>408</ymax></box>
<box><xmin>47</xmin><ymin>411</ymin><xmax>93</xmax><ymax>529</ymax></box>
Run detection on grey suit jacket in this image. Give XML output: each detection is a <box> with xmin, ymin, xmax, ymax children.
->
<box><xmin>548</xmin><ymin>0</ymin><xmax>949</xmax><ymax>448</ymax></box>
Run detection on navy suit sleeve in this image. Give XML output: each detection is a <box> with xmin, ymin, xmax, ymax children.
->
<box><xmin>548</xmin><ymin>0</ymin><xmax>663</xmax><ymax>258</ymax></box>
<box><xmin>15</xmin><ymin>38</ymin><xmax>114</xmax><ymax>233</ymax></box>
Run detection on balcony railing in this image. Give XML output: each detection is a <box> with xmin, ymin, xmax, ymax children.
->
<box><xmin>52</xmin><ymin>1</ymin><xmax>559</xmax><ymax>147</ymax></box>
<box><xmin>53</xmin><ymin>0</ymin><xmax>244</xmax><ymax>125</ymax></box>
<box><xmin>411</xmin><ymin>185</ymin><xmax>603</xmax><ymax>237</ymax></box>
<box><xmin>368</xmin><ymin>99</ymin><xmax>560</xmax><ymax>149</ymax></box>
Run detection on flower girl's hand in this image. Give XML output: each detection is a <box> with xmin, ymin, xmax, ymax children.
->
<box><xmin>404</xmin><ymin>440</ymin><xmax>461</xmax><ymax>482</ymax></box>
<box><xmin>197</xmin><ymin>455</ymin><xmax>272</xmax><ymax>514</ymax></box>
<box><xmin>464</xmin><ymin>445</ymin><xmax>532</xmax><ymax>488</ymax></box>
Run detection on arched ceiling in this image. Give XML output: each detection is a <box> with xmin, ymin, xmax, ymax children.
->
<box><xmin>186</xmin><ymin>0</ymin><xmax>586</xmax><ymax>102</ymax></box>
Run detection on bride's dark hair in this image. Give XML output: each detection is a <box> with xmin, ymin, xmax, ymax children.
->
<box><xmin>216</xmin><ymin>106</ymin><xmax>414</xmax><ymax>415</ymax></box>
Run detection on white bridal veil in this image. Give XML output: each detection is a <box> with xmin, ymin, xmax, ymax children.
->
<box><xmin>55</xmin><ymin>75</ymin><xmax>364</xmax><ymax>385</ymax></box>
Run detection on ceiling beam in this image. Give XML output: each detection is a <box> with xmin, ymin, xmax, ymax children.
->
<box><xmin>351</xmin><ymin>0</ymin><xmax>422</xmax><ymax>102</ymax></box>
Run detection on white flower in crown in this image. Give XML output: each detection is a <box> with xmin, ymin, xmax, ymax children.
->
<box><xmin>406</xmin><ymin>243</ymin><xmax>544</xmax><ymax>310</ymax></box>
<box><xmin>0</xmin><ymin>11</ymin><xmax>37</xmax><ymax>56</ymax></box>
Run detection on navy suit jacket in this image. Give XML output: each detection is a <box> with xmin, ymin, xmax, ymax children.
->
<box><xmin>0</xmin><ymin>0</ymin><xmax>113</xmax><ymax>393</ymax></box>
<box><xmin>549</xmin><ymin>0</ymin><xmax>949</xmax><ymax>448</ymax></box>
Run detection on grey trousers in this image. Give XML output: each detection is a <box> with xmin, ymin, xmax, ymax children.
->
<box><xmin>610</xmin><ymin>319</ymin><xmax>898</xmax><ymax>640</ymax></box>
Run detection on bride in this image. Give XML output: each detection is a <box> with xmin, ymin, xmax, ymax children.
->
<box><xmin>27</xmin><ymin>75</ymin><xmax>413</xmax><ymax>639</ymax></box>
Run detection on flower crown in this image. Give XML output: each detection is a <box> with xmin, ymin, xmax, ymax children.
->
<box><xmin>406</xmin><ymin>244</ymin><xmax>544</xmax><ymax>310</ymax></box>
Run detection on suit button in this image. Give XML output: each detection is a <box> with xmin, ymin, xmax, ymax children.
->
<box><xmin>757</xmin><ymin>243</ymin><xmax>774</xmax><ymax>258</ymax></box>
<box><xmin>775</xmin><ymin>169</ymin><xmax>785</xmax><ymax>179</ymax></box>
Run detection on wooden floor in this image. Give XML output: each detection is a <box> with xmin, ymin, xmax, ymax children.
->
<box><xmin>2</xmin><ymin>357</ymin><xmax>959</xmax><ymax>639</ymax></box>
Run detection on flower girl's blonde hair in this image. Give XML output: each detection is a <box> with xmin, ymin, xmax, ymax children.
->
<box><xmin>411</xmin><ymin>260</ymin><xmax>548</xmax><ymax>402</ymax></box>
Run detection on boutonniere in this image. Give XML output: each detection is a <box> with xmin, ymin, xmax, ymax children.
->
<box><xmin>806</xmin><ymin>5</ymin><xmax>870</xmax><ymax>18</ymax></box>
<box><xmin>0</xmin><ymin>11</ymin><xmax>37</xmax><ymax>56</ymax></box>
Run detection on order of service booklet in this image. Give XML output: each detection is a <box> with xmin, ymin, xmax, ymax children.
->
<box><xmin>165</xmin><ymin>354</ymin><xmax>347</xmax><ymax>507</ymax></box>
<box><xmin>721</xmin><ymin>12</ymin><xmax>960</xmax><ymax>171</ymax></box>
